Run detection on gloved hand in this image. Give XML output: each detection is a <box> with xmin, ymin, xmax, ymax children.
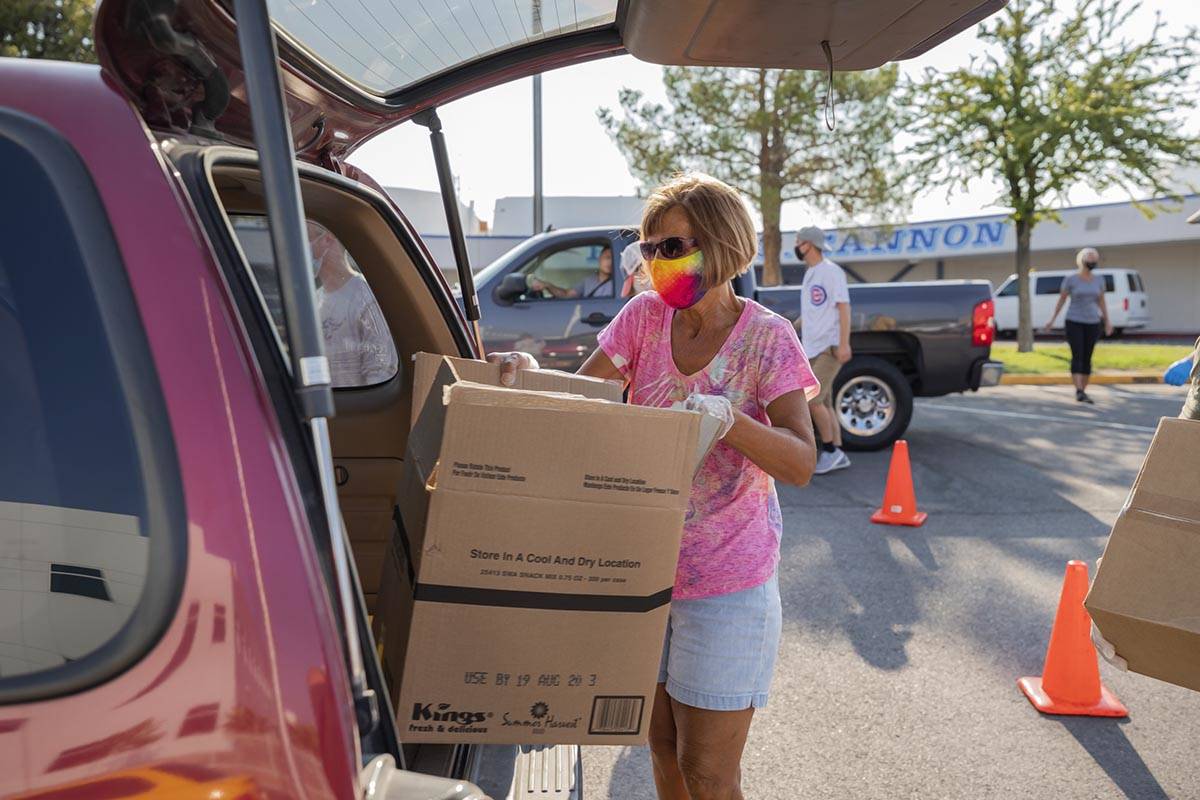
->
<box><xmin>1090</xmin><ymin>557</ymin><xmax>1128</xmax><ymax>671</ymax></box>
<box><xmin>486</xmin><ymin>351</ymin><xmax>540</xmax><ymax>386</ymax></box>
<box><xmin>684</xmin><ymin>393</ymin><xmax>735</xmax><ymax>440</ymax></box>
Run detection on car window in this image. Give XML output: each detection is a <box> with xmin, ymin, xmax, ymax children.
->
<box><xmin>521</xmin><ymin>243</ymin><xmax>616</xmax><ymax>300</ymax></box>
<box><xmin>1035</xmin><ymin>276</ymin><xmax>1063</xmax><ymax>295</ymax></box>
<box><xmin>229</xmin><ymin>215</ymin><xmax>400</xmax><ymax>388</ymax></box>
<box><xmin>1103</xmin><ymin>274</ymin><xmax>1115</xmax><ymax>292</ymax></box>
<box><xmin>1126</xmin><ymin>273</ymin><xmax>1138</xmax><ymax>292</ymax></box>
<box><xmin>997</xmin><ymin>278</ymin><xmax>1018</xmax><ymax>297</ymax></box>
<box><xmin>1135</xmin><ymin>273</ymin><xmax>1146</xmax><ymax>292</ymax></box>
<box><xmin>0</xmin><ymin>117</ymin><xmax>183</xmax><ymax>689</ymax></box>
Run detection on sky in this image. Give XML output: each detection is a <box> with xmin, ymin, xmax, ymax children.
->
<box><xmin>349</xmin><ymin>1</ymin><xmax>1200</xmax><ymax>233</ymax></box>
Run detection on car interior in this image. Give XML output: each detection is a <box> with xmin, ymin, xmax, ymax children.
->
<box><xmin>208</xmin><ymin>163</ymin><xmax>461</xmax><ymax>614</ymax></box>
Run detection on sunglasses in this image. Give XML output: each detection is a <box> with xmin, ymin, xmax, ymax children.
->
<box><xmin>639</xmin><ymin>236</ymin><xmax>700</xmax><ymax>261</ymax></box>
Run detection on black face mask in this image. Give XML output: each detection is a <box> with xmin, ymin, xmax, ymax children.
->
<box><xmin>1083</xmin><ymin>261</ymin><xmax>1098</xmax><ymax>271</ymax></box>
<box><xmin>794</xmin><ymin>245</ymin><xmax>807</xmax><ymax>260</ymax></box>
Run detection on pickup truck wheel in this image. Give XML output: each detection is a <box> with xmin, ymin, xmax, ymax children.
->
<box><xmin>833</xmin><ymin>357</ymin><xmax>914</xmax><ymax>452</ymax></box>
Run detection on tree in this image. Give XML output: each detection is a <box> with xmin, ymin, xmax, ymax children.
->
<box><xmin>1</xmin><ymin>0</ymin><xmax>96</xmax><ymax>63</ymax></box>
<box><xmin>906</xmin><ymin>0</ymin><xmax>1199</xmax><ymax>351</ymax></box>
<box><xmin>599</xmin><ymin>67</ymin><xmax>906</xmax><ymax>285</ymax></box>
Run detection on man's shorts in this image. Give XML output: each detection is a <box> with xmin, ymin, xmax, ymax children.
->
<box><xmin>809</xmin><ymin>346</ymin><xmax>841</xmax><ymax>406</ymax></box>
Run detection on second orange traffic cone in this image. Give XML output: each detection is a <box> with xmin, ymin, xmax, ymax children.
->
<box><xmin>870</xmin><ymin>440</ymin><xmax>927</xmax><ymax>527</ymax></box>
<box><xmin>1018</xmin><ymin>560</ymin><xmax>1127</xmax><ymax>717</ymax></box>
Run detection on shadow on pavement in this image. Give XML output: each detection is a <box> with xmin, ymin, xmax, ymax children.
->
<box><xmin>604</xmin><ymin>746</ymin><xmax>655</xmax><ymax>800</ymax></box>
<box><xmin>774</xmin><ymin>385</ymin><xmax>1167</xmax><ymax>674</ymax></box>
<box><xmin>1058</xmin><ymin>717</ymin><xmax>1169</xmax><ymax>800</ymax></box>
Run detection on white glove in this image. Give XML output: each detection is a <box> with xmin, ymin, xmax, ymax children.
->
<box><xmin>684</xmin><ymin>393</ymin><xmax>735</xmax><ymax>440</ymax></box>
<box><xmin>486</xmin><ymin>351</ymin><xmax>540</xmax><ymax>386</ymax></box>
<box><xmin>1090</xmin><ymin>557</ymin><xmax>1128</xmax><ymax>671</ymax></box>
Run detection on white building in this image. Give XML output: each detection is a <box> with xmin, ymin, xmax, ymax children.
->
<box><xmin>383</xmin><ymin>187</ymin><xmax>484</xmax><ymax>235</ymax></box>
<box><xmin>491</xmin><ymin>195</ymin><xmax>644</xmax><ymax>235</ymax></box>
<box><xmin>763</xmin><ymin>197</ymin><xmax>1200</xmax><ymax>334</ymax></box>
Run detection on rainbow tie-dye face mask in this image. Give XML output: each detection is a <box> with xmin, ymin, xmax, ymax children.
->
<box><xmin>649</xmin><ymin>250</ymin><xmax>708</xmax><ymax>309</ymax></box>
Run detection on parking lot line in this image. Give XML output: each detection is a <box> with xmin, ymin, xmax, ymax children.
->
<box><xmin>918</xmin><ymin>402</ymin><xmax>1159</xmax><ymax>433</ymax></box>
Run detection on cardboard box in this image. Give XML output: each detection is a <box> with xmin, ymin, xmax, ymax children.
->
<box><xmin>1085</xmin><ymin>417</ymin><xmax>1200</xmax><ymax>692</ymax></box>
<box><xmin>409</xmin><ymin>353</ymin><xmax>625</xmax><ymax>429</ymax></box>
<box><xmin>375</xmin><ymin>354</ymin><xmax>715</xmax><ymax>744</ymax></box>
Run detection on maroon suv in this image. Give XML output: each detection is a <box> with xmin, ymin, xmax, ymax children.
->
<box><xmin>0</xmin><ymin>1</ymin><xmax>1006</xmax><ymax>796</ymax></box>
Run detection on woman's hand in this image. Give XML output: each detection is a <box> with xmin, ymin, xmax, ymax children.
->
<box><xmin>486</xmin><ymin>351</ymin><xmax>540</xmax><ymax>386</ymax></box>
<box><xmin>683</xmin><ymin>393</ymin><xmax>735</xmax><ymax>439</ymax></box>
<box><xmin>1104</xmin><ymin>320</ymin><xmax>1115</xmax><ymax>338</ymax></box>
<box><xmin>1041</xmin><ymin>322</ymin><xmax>1053</xmax><ymax>334</ymax></box>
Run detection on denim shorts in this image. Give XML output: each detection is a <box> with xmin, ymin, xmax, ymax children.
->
<box><xmin>658</xmin><ymin>574</ymin><xmax>782</xmax><ymax>710</ymax></box>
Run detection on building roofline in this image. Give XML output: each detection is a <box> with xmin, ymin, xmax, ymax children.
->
<box><xmin>817</xmin><ymin>193</ymin><xmax>1200</xmax><ymax>232</ymax></box>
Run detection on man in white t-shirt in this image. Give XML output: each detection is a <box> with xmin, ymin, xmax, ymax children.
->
<box><xmin>796</xmin><ymin>226</ymin><xmax>852</xmax><ymax>474</ymax></box>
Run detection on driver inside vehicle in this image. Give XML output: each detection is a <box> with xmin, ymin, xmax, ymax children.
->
<box><xmin>529</xmin><ymin>246</ymin><xmax>614</xmax><ymax>299</ymax></box>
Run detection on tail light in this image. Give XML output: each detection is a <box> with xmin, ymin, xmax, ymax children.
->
<box><xmin>972</xmin><ymin>299</ymin><xmax>995</xmax><ymax>347</ymax></box>
<box><xmin>1124</xmin><ymin>298</ymin><xmax>1130</xmax><ymax>311</ymax></box>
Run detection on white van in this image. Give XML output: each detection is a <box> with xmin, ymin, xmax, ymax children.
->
<box><xmin>994</xmin><ymin>268</ymin><xmax>1150</xmax><ymax>337</ymax></box>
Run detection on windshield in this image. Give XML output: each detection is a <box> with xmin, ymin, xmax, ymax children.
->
<box><xmin>267</xmin><ymin>0</ymin><xmax>619</xmax><ymax>96</ymax></box>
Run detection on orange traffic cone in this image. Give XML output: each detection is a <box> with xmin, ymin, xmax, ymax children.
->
<box><xmin>870</xmin><ymin>440</ymin><xmax>927</xmax><ymax>526</ymax></box>
<box><xmin>1018</xmin><ymin>560</ymin><xmax>1128</xmax><ymax>717</ymax></box>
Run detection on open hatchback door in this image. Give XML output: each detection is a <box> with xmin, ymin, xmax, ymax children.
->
<box><xmin>97</xmin><ymin>0</ymin><xmax>1007</xmax><ymax>163</ymax></box>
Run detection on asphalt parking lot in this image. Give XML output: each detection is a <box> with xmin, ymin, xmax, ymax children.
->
<box><xmin>584</xmin><ymin>383</ymin><xmax>1200</xmax><ymax>799</ymax></box>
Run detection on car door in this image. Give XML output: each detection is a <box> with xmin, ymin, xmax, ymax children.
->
<box><xmin>483</xmin><ymin>233</ymin><xmax>625</xmax><ymax>370</ymax></box>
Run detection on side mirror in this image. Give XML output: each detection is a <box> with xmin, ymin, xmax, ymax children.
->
<box><xmin>497</xmin><ymin>273</ymin><xmax>530</xmax><ymax>303</ymax></box>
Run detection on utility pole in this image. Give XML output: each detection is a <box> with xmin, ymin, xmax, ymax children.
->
<box><xmin>531</xmin><ymin>0</ymin><xmax>544</xmax><ymax>235</ymax></box>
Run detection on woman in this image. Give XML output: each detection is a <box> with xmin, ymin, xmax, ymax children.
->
<box><xmin>492</xmin><ymin>173</ymin><xmax>819</xmax><ymax>799</ymax></box>
<box><xmin>1043</xmin><ymin>246</ymin><xmax>1113</xmax><ymax>404</ymax></box>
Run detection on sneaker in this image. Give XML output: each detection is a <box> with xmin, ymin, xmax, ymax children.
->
<box><xmin>814</xmin><ymin>448</ymin><xmax>852</xmax><ymax>475</ymax></box>
<box><xmin>1076</xmin><ymin>390</ymin><xmax>1095</xmax><ymax>405</ymax></box>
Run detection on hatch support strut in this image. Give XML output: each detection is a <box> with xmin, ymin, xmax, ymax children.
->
<box><xmin>231</xmin><ymin>0</ymin><xmax>377</xmax><ymax>757</ymax></box>
<box><xmin>413</xmin><ymin>108</ymin><xmax>486</xmax><ymax>355</ymax></box>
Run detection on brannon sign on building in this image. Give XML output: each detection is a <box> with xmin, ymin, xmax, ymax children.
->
<box><xmin>822</xmin><ymin>219</ymin><xmax>1009</xmax><ymax>262</ymax></box>
<box><xmin>766</xmin><ymin>196</ymin><xmax>1200</xmax><ymax>266</ymax></box>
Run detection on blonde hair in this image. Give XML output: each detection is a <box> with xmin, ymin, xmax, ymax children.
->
<box><xmin>641</xmin><ymin>173</ymin><xmax>758</xmax><ymax>288</ymax></box>
<box><xmin>1076</xmin><ymin>247</ymin><xmax>1100</xmax><ymax>270</ymax></box>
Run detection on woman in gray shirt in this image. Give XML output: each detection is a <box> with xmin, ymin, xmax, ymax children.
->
<box><xmin>1043</xmin><ymin>247</ymin><xmax>1113</xmax><ymax>404</ymax></box>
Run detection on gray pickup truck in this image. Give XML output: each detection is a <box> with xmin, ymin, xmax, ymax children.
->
<box><xmin>472</xmin><ymin>226</ymin><xmax>1003</xmax><ymax>450</ymax></box>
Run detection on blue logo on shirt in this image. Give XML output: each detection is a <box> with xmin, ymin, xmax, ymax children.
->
<box><xmin>810</xmin><ymin>285</ymin><xmax>828</xmax><ymax>306</ymax></box>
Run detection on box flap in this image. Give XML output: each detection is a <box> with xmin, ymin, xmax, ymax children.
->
<box><xmin>669</xmin><ymin>401</ymin><xmax>726</xmax><ymax>477</ymax></box>
<box><xmin>438</xmin><ymin>382</ymin><xmax>698</xmax><ymax>510</ymax></box>
<box><xmin>411</xmin><ymin>352</ymin><xmax>623</xmax><ymax>429</ymax></box>
<box><xmin>1124</xmin><ymin>417</ymin><xmax>1200</xmax><ymax>523</ymax></box>
<box><xmin>408</xmin><ymin>357</ymin><xmax>460</xmax><ymax>479</ymax></box>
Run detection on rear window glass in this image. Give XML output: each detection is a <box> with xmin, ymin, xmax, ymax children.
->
<box><xmin>0</xmin><ymin>130</ymin><xmax>155</xmax><ymax>681</ymax></box>
<box><xmin>1126</xmin><ymin>273</ymin><xmax>1138</xmax><ymax>292</ymax></box>
<box><xmin>268</xmin><ymin>0</ymin><xmax>619</xmax><ymax>95</ymax></box>
<box><xmin>997</xmin><ymin>278</ymin><xmax>1018</xmax><ymax>297</ymax></box>
<box><xmin>229</xmin><ymin>215</ymin><xmax>399</xmax><ymax>388</ymax></box>
<box><xmin>1103</xmin><ymin>274</ymin><xmax>1115</xmax><ymax>292</ymax></box>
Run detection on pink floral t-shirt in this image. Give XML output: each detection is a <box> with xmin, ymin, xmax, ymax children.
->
<box><xmin>598</xmin><ymin>292</ymin><xmax>820</xmax><ymax>599</ymax></box>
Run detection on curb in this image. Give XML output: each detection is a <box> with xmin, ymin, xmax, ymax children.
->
<box><xmin>1000</xmin><ymin>371</ymin><xmax>1162</xmax><ymax>386</ymax></box>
